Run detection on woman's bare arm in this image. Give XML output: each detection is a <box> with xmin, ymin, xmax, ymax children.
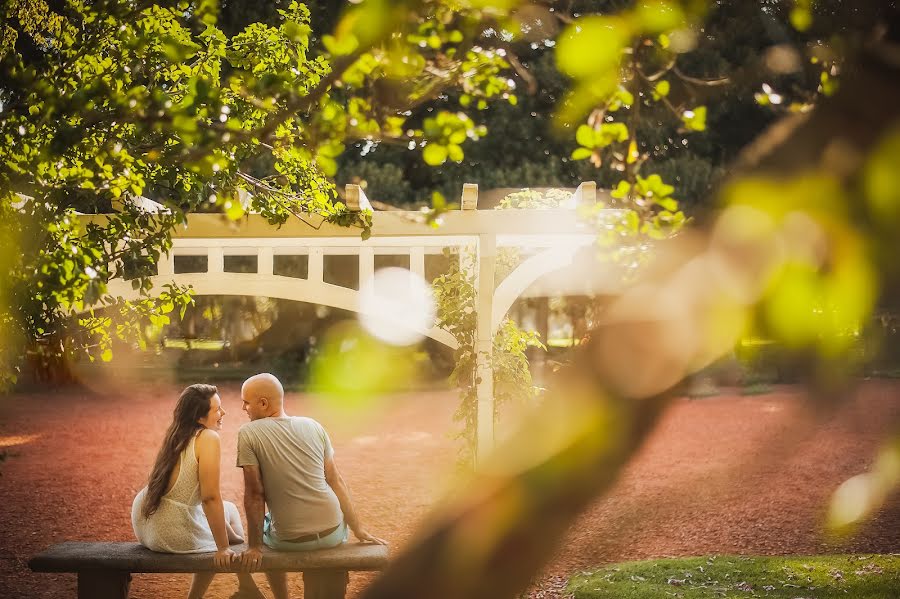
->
<box><xmin>196</xmin><ymin>429</ymin><xmax>234</xmax><ymax>566</ymax></box>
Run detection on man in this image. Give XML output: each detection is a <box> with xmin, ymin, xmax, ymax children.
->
<box><xmin>235</xmin><ymin>373</ymin><xmax>386</xmax><ymax>599</ymax></box>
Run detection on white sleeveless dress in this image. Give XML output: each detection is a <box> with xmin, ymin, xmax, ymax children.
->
<box><xmin>131</xmin><ymin>435</ymin><xmax>243</xmax><ymax>553</ymax></box>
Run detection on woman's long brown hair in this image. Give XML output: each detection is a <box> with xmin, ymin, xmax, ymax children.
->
<box><xmin>142</xmin><ymin>384</ymin><xmax>218</xmax><ymax>519</ymax></box>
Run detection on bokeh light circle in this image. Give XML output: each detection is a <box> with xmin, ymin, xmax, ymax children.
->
<box><xmin>358</xmin><ymin>267</ymin><xmax>436</xmax><ymax>346</ymax></box>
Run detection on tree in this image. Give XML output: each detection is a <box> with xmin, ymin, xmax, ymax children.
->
<box><xmin>356</xmin><ymin>2</ymin><xmax>900</xmax><ymax>598</ymax></box>
<box><xmin>0</xmin><ymin>0</ymin><xmax>522</xmax><ymax>385</ymax></box>
<box><xmin>330</xmin><ymin>0</ymin><xmax>861</xmax><ymax>212</ymax></box>
<box><xmin>0</xmin><ymin>0</ymin><xmax>842</xmax><ymax>385</ymax></box>
<box><xmin>1</xmin><ymin>0</ymin><xmax>336</xmax><ymax>382</ymax></box>
<box><xmin>4</xmin><ymin>1</ymin><xmax>900</xmax><ymax>597</ymax></box>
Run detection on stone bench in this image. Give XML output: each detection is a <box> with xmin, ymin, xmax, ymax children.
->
<box><xmin>29</xmin><ymin>541</ymin><xmax>389</xmax><ymax>599</ymax></box>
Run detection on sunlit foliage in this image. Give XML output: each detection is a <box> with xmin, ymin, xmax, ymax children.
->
<box><xmin>0</xmin><ymin>0</ymin><xmax>521</xmax><ymax>382</ymax></box>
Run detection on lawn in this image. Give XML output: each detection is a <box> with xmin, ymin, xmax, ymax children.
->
<box><xmin>567</xmin><ymin>555</ymin><xmax>900</xmax><ymax>598</ymax></box>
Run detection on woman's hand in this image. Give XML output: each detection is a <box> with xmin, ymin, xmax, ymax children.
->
<box><xmin>214</xmin><ymin>547</ymin><xmax>236</xmax><ymax>570</ymax></box>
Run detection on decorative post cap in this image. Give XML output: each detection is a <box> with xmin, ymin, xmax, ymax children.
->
<box><xmin>345</xmin><ymin>184</ymin><xmax>373</xmax><ymax>212</ymax></box>
<box><xmin>461</xmin><ymin>183</ymin><xmax>478</xmax><ymax>210</ymax></box>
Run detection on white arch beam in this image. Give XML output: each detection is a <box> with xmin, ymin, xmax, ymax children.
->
<box><xmin>490</xmin><ymin>242</ymin><xmax>593</xmax><ymax>333</ymax></box>
<box><xmin>100</xmin><ymin>273</ymin><xmax>458</xmax><ymax>350</ymax></box>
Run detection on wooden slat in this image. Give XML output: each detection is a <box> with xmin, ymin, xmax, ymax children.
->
<box><xmin>29</xmin><ymin>542</ymin><xmax>389</xmax><ymax>573</ymax></box>
<box><xmin>77</xmin><ymin>207</ymin><xmax>616</xmax><ymax>238</ymax></box>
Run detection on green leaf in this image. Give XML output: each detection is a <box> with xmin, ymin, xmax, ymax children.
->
<box><xmin>820</xmin><ymin>71</ymin><xmax>838</xmax><ymax>96</ymax></box>
<box><xmin>224</xmin><ymin>199</ymin><xmax>245</xmax><ymax>220</ymax></box>
<box><xmin>864</xmin><ymin>127</ymin><xmax>900</xmax><ymax>223</ymax></box>
<box><xmin>432</xmin><ymin>191</ymin><xmax>446</xmax><ymax>211</ymax></box>
<box><xmin>576</xmin><ymin>124</ymin><xmax>596</xmax><ymax>148</ymax></box>
<box><xmin>160</xmin><ymin>37</ymin><xmax>199</xmax><ymax>62</ymax></box>
<box><xmin>656</xmin><ymin>197</ymin><xmax>679</xmax><ymax>211</ymax></box>
<box><xmin>173</xmin><ymin>114</ymin><xmax>199</xmax><ymax>135</ymax></box>
<box><xmin>423</xmin><ymin>144</ymin><xmax>448</xmax><ymax>166</ymax></box>
<box><xmin>318</xmin><ymin>140</ymin><xmax>345</xmax><ymax>158</ymax></box>
<box><xmin>610</xmin><ymin>180</ymin><xmax>631</xmax><ymax>199</ymax></box>
<box><xmin>613</xmin><ymin>87</ymin><xmax>634</xmax><ymax>108</ymax></box>
<box><xmin>636</xmin><ymin>174</ymin><xmax>675</xmax><ymax>198</ymax></box>
<box><xmin>447</xmin><ymin>144</ymin><xmax>464</xmax><ymax>163</ymax></box>
<box><xmin>571</xmin><ymin>147</ymin><xmax>593</xmax><ymax>160</ymax></box>
<box><xmin>597</xmin><ymin>122</ymin><xmax>629</xmax><ymax>146</ymax></box>
<box><xmin>626</xmin><ymin>139</ymin><xmax>639</xmax><ymax>164</ymax></box>
<box><xmin>652</xmin><ymin>80</ymin><xmax>670</xmax><ymax>100</ymax></box>
<box><xmin>634</xmin><ymin>0</ymin><xmax>686</xmax><ymax>34</ymax></box>
<box><xmin>322</xmin><ymin>33</ymin><xmax>359</xmax><ymax>55</ymax></box>
<box><xmin>556</xmin><ymin>16</ymin><xmax>630</xmax><ymax>80</ymax></box>
<box><xmin>197</xmin><ymin>0</ymin><xmax>218</xmax><ymax>25</ymax></box>
<box><xmin>316</xmin><ymin>154</ymin><xmax>338</xmax><ymax>176</ymax></box>
<box><xmin>790</xmin><ymin>6</ymin><xmax>812</xmax><ymax>31</ymax></box>
<box><xmin>682</xmin><ymin>106</ymin><xmax>707</xmax><ymax>131</ymax></box>
<box><xmin>101</xmin><ymin>349</ymin><xmax>113</xmax><ymax>362</ymax></box>
<box><xmin>623</xmin><ymin>209</ymin><xmax>640</xmax><ymax>232</ymax></box>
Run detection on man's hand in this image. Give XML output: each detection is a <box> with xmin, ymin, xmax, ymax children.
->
<box><xmin>352</xmin><ymin>527</ymin><xmax>388</xmax><ymax>545</ymax></box>
<box><xmin>238</xmin><ymin>546</ymin><xmax>264</xmax><ymax>571</ymax></box>
<box><xmin>214</xmin><ymin>548</ymin><xmax>236</xmax><ymax>570</ymax></box>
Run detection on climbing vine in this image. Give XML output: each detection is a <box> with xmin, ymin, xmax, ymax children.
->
<box><xmin>432</xmin><ymin>179</ymin><xmax>691</xmax><ymax>464</ymax></box>
<box><xmin>432</xmin><ymin>242</ymin><xmax>543</xmax><ymax>467</ymax></box>
<box><xmin>433</xmin><ymin>189</ymin><xmax>602</xmax><ymax>465</ymax></box>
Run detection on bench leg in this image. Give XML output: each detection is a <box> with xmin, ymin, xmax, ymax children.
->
<box><xmin>303</xmin><ymin>570</ymin><xmax>348</xmax><ymax>599</ymax></box>
<box><xmin>77</xmin><ymin>570</ymin><xmax>131</xmax><ymax>599</ymax></box>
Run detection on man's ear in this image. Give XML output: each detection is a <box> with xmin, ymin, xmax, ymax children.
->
<box><xmin>259</xmin><ymin>397</ymin><xmax>269</xmax><ymax>411</ymax></box>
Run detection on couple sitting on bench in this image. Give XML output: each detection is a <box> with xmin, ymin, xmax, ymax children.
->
<box><xmin>131</xmin><ymin>373</ymin><xmax>386</xmax><ymax>599</ymax></box>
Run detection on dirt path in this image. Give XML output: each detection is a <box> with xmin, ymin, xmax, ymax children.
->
<box><xmin>1</xmin><ymin>381</ymin><xmax>899</xmax><ymax>598</ymax></box>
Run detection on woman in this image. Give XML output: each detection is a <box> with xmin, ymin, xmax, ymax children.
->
<box><xmin>132</xmin><ymin>384</ymin><xmax>264</xmax><ymax>599</ymax></box>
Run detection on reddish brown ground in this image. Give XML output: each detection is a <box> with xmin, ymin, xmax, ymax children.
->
<box><xmin>1</xmin><ymin>381</ymin><xmax>899</xmax><ymax>598</ymax></box>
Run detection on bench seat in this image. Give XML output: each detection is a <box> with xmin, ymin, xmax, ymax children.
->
<box><xmin>30</xmin><ymin>541</ymin><xmax>389</xmax><ymax>598</ymax></box>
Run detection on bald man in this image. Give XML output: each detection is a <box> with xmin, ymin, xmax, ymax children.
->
<box><xmin>235</xmin><ymin>373</ymin><xmax>385</xmax><ymax>599</ymax></box>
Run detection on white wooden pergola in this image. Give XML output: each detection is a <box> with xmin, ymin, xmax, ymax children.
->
<box><xmin>87</xmin><ymin>182</ymin><xmax>617</xmax><ymax>460</ymax></box>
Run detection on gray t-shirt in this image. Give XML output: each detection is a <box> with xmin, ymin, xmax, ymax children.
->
<box><xmin>236</xmin><ymin>416</ymin><xmax>343</xmax><ymax>540</ymax></box>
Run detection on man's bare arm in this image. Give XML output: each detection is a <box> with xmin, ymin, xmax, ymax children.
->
<box><xmin>239</xmin><ymin>465</ymin><xmax>266</xmax><ymax>570</ymax></box>
<box><xmin>325</xmin><ymin>456</ymin><xmax>387</xmax><ymax>545</ymax></box>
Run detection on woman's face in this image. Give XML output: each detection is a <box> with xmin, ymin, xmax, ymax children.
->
<box><xmin>198</xmin><ymin>393</ymin><xmax>225</xmax><ymax>431</ymax></box>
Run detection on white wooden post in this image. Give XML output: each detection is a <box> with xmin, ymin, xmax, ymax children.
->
<box><xmin>569</xmin><ymin>181</ymin><xmax>597</xmax><ymax>208</ymax></box>
<box><xmin>461</xmin><ymin>183</ymin><xmax>478</xmax><ymax>210</ymax></box>
<box><xmin>157</xmin><ymin>253</ymin><xmax>174</xmax><ymax>276</ymax></box>
<box><xmin>308</xmin><ymin>247</ymin><xmax>324</xmax><ymax>283</ymax></box>
<box><xmin>359</xmin><ymin>246</ymin><xmax>374</xmax><ymax>288</ymax></box>
<box><xmin>345</xmin><ymin>184</ymin><xmax>373</xmax><ymax>212</ymax></box>
<box><xmin>208</xmin><ymin>247</ymin><xmax>224</xmax><ymax>273</ymax></box>
<box><xmin>258</xmin><ymin>246</ymin><xmax>274</xmax><ymax>276</ymax></box>
<box><xmin>475</xmin><ymin>233</ymin><xmax>496</xmax><ymax>465</ymax></box>
<box><xmin>410</xmin><ymin>246</ymin><xmax>425</xmax><ymax>280</ymax></box>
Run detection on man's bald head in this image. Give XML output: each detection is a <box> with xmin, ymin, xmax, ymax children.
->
<box><xmin>241</xmin><ymin>373</ymin><xmax>285</xmax><ymax>420</ymax></box>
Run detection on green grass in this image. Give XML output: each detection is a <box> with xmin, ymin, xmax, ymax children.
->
<box><xmin>740</xmin><ymin>382</ymin><xmax>773</xmax><ymax>396</ymax></box>
<box><xmin>162</xmin><ymin>338</ymin><xmax>227</xmax><ymax>350</ymax></box>
<box><xmin>869</xmin><ymin>368</ymin><xmax>900</xmax><ymax>379</ymax></box>
<box><xmin>567</xmin><ymin>555</ymin><xmax>900</xmax><ymax>599</ymax></box>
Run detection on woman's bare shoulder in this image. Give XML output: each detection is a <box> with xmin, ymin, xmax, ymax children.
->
<box><xmin>195</xmin><ymin>428</ymin><xmax>221</xmax><ymax>448</ymax></box>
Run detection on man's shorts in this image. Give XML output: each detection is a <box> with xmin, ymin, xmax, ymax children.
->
<box><xmin>262</xmin><ymin>513</ymin><xmax>349</xmax><ymax>551</ymax></box>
